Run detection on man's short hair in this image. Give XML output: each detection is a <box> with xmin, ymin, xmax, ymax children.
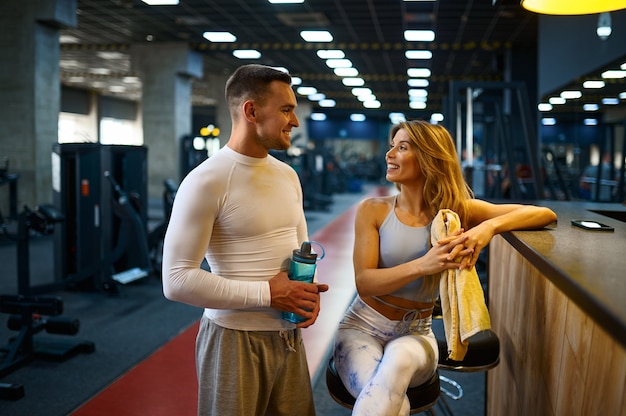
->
<box><xmin>225</xmin><ymin>64</ymin><xmax>292</xmax><ymax>114</ymax></box>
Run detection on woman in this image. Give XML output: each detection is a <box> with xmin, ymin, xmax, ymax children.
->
<box><xmin>333</xmin><ymin>120</ymin><xmax>557</xmax><ymax>416</ymax></box>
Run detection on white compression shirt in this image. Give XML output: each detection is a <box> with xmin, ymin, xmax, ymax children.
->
<box><xmin>162</xmin><ymin>145</ymin><xmax>309</xmax><ymax>331</ymax></box>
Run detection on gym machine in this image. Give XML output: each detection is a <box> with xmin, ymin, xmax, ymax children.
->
<box><xmin>0</xmin><ymin>205</ymin><xmax>95</xmax><ymax>400</ymax></box>
<box><xmin>52</xmin><ymin>143</ymin><xmax>151</xmax><ymax>292</ymax></box>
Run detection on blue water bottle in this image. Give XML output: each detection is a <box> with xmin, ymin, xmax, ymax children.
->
<box><xmin>282</xmin><ymin>241</ymin><xmax>325</xmax><ymax>323</ymax></box>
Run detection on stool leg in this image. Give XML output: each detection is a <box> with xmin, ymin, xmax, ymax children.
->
<box><xmin>439</xmin><ymin>375</ymin><xmax>463</xmax><ymax>400</ymax></box>
<box><xmin>435</xmin><ymin>394</ymin><xmax>455</xmax><ymax>416</ymax></box>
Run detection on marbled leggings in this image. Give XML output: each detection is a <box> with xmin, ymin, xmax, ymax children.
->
<box><xmin>333</xmin><ymin>296</ymin><xmax>438</xmax><ymax>416</ymax></box>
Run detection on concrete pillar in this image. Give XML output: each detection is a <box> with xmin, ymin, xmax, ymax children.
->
<box><xmin>0</xmin><ymin>0</ymin><xmax>76</xmax><ymax>210</ymax></box>
<box><xmin>197</xmin><ymin>72</ymin><xmax>230</xmax><ymax>148</ymax></box>
<box><xmin>131</xmin><ymin>43</ymin><xmax>202</xmax><ymax>198</ymax></box>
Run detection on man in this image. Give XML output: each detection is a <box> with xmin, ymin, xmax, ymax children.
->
<box><xmin>162</xmin><ymin>64</ymin><xmax>328</xmax><ymax>416</ymax></box>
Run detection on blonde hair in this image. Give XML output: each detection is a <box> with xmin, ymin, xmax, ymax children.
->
<box><xmin>390</xmin><ymin>120</ymin><xmax>474</xmax><ymax>301</ymax></box>
<box><xmin>390</xmin><ymin>120</ymin><xmax>473</xmax><ymax>227</ymax></box>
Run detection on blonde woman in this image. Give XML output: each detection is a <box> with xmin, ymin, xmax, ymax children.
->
<box><xmin>333</xmin><ymin>120</ymin><xmax>556</xmax><ymax>416</ymax></box>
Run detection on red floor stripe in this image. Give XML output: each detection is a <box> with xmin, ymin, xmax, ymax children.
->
<box><xmin>72</xmin><ymin>186</ymin><xmax>393</xmax><ymax>415</ymax></box>
<box><xmin>71</xmin><ymin>321</ymin><xmax>199</xmax><ymax>416</ymax></box>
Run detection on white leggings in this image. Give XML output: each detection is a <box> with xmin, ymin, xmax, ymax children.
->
<box><xmin>333</xmin><ymin>297</ymin><xmax>438</xmax><ymax>416</ymax></box>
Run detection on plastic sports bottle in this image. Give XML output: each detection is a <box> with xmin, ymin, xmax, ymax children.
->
<box><xmin>282</xmin><ymin>241</ymin><xmax>325</xmax><ymax>323</ymax></box>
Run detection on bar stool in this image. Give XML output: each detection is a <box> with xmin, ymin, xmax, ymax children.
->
<box><xmin>326</xmin><ymin>357</ymin><xmax>440</xmax><ymax>414</ymax></box>
<box><xmin>431</xmin><ymin>318</ymin><xmax>500</xmax><ymax>414</ymax></box>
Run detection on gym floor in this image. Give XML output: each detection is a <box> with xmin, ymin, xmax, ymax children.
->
<box><xmin>0</xmin><ymin>184</ymin><xmax>486</xmax><ymax>415</ymax></box>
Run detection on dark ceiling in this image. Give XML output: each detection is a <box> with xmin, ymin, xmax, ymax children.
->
<box><xmin>57</xmin><ymin>0</ymin><xmax>624</xmax><ymax>121</ymax></box>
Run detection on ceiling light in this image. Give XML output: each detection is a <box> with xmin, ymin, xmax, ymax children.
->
<box><xmin>430</xmin><ymin>113</ymin><xmax>444</xmax><ymax>122</ymax></box>
<box><xmin>602</xmin><ymin>70</ymin><xmax>626</xmax><ymax>79</ymax></box>
<box><xmin>272</xmin><ymin>67</ymin><xmax>289</xmax><ymax>73</ymax></box>
<box><xmin>342</xmin><ymin>78</ymin><xmax>365</xmax><ymax>86</ymax></box>
<box><xmin>357</xmin><ymin>94</ymin><xmax>377</xmax><ymax>102</ymax></box>
<box><xmin>109</xmin><ymin>86</ymin><xmax>127</xmax><ymax>93</ymax></box>
<box><xmin>203</xmin><ymin>32</ymin><xmax>236</xmax><ymax>42</ymax></box>
<box><xmin>602</xmin><ymin>97</ymin><xmax>619</xmax><ymax>105</ymax></box>
<box><xmin>409</xmin><ymin>89</ymin><xmax>428</xmax><ymax>97</ymax></box>
<box><xmin>407</xmin><ymin>68</ymin><xmax>431</xmax><ymax>77</ymax></box>
<box><xmin>300</xmin><ymin>30</ymin><xmax>333</xmax><ymax>42</ymax></box>
<box><xmin>350</xmin><ymin>114</ymin><xmax>366</xmax><ymax>122</ymax></box>
<box><xmin>560</xmin><ymin>90</ymin><xmax>582</xmax><ymax>99</ymax></box>
<box><xmin>141</xmin><ymin>0</ymin><xmax>179</xmax><ymax>5</ymax></box>
<box><xmin>325</xmin><ymin>59</ymin><xmax>352</xmax><ymax>68</ymax></box>
<box><xmin>583</xmin><ymin>80</ymin><xmax>605</xmax><ymax>88</ymax></box>
<box><xmin>60</xmin><ymin>35</ymin><xmax>80</xmax><ymax>44</ymax></box>
<box><xmin>408</xmin><ymin>78</ymin><xmax>429</xmax><ymax>87</ymax></box>
<box><xmin>584</xmin><ymin>119</ymin><xmax>598</xmax><ymax>126</ymax></box>
<box><xmin>622</xmin><ymin>62</ymin><xmax>626</xmax><ymax>70</ymax></box>
<box><xmin>363</xmin><ymin>100</ymin><xmax>381</xmax><ymax>109</ymax></box>
<box><xmin>310</xmin><ymin>113</ymin><xmax>327</xmax><ymax>121</ymax></box>
<box><xmin>521</xmin><ymin>0</ymin><xmax>626</xmax><ymax>15</ymax></box>
<box><xmin>410</xmin><ymin>101</ymin><xmax>427</xmax><ymax>109</ymax></box>
<box><xmin>620</xmin><ymin>92</ymin><xmax>626</xmax><ymax>99</ymax></box>
<box><xmin>405</xmin><ymin>50</ymin><xmax>433</xmax><ymax>60</ymax></box>
<box><xmin>334</xmin><ymin>67</ymin><xmax>359</xmax><ymax>77</ymax></box>
<box><xmin>351</xmin><ymin>88</ymin><xmax>372</xmax><ymax>96</ymax></box>
<box><xmin>296</xmin><ymin>86</ymin><xmax>317</xmax><ymax>95</ymax></box>
<box><xmin>123</xmin><ymin>76</ymin><xmax>140</xmax><ymax>83</ymax></box>
<box><xmin>597</xmin><ymin>12</ymin><xmax>612</xmax><ymax>40</ymax></box>
<box><xmin>316</xmin><ymin>50</ymin><xmax>345</xmax><ymax>59</ymax></box>
<box><xmin>583</xmin><ymin>103</ymin><xmax>599</xmax><ymax>111</ymax></box>
<box><xmin>541</xmin><ymin>118</ymin><xmax>556</xmax><ymax>126</ymax></box>
<box><xmin>410</xmin><ymin>95</ymin><xmax>427</xmax><ymax>103</ymax></box>
<box><xmin>268</xmin><ymin>0</ymin><xmax>304</xmax><ymax>3</ymax></box>
<box><xmin>97</xmin><ymin>51</ymin><xmax>126</xmax><ymax>60</ymax></box>
<box><xmin>548</xmin><ymin>97</ymin><xmax>566</xmax><ymax>104</ymax></box>
<box><xmin>538</xmin><ymin>103</ymin><xmax>553</xmax><ymax>111</ymax></box>
<box><xmin>308</xmin><ymin>93</ymin><xmax>326</xmax><ymax>101</ymax></box>
<box><xmin>319</xmin><ymin>99</ymin><xmax>336</xmax><ymax>108</ymax></box>
<box><xmin>60</xmin><ymin>59</ymin><xmax>83</xmax><ymax>68</ymax></box>
<box><xmin>88</xmin><ymin>68</ymin><xmax>111</xmax><ymax>75</ymax></box>
<box><xmin>291</xmin><ymin>77</ymin><xmax>302</xmax><ymax>86</ymax></box>
<box><xmin>404</xmin><ymin>30</ymin><xmax>435</xmax><ymax>42</ymax></box>
<box><xmin>389</xmin><ymin>113</ymin><xmax>406</xmax><ymax>124</ymax></box>
<box><xmin>232</xmin><ymin>50</ymin><xmax>261</xmax><ymax>59</ymax></box>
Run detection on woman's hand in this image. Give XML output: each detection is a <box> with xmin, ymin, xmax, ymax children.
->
<box><xmin>455</xmin><ymin>222</ymin><xmax>495</xmax><ymax>269</ymax></box>
<box><xmin>419</xmin><ymin>229</ymin><xmax>474</xmax><ymax>275</ymax></box>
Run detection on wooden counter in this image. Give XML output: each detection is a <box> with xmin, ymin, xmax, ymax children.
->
<box><xmin>487</xmin><ymin>201</ymin><xmax>626</xmax><ymax>416</ymax></box>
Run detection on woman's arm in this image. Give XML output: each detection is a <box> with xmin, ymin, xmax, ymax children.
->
<box><xmin>456</xmin><ymin>199</ymin><xmax>557</xmax><ymax>268</ymax></box>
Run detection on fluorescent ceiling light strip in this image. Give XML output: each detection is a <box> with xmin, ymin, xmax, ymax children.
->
<box><xmin>142</xmin><ymin>0</ymin><xmax>179</xmax><ymax>5</ymax></box>
<box><xmin>316</xmin><ymin>50</ymin><xmax>345</xmax><ymax>59</ymax></box>
<box><xmin>203</xmin><ymin>32</ymin><xmax>236</xmax><ymax>42</ymax></box>
<box><xmin>404</xmin><ymin>30</ymin><xmax>435</xmax><ymax>42</ymax></box>
<box><xmin>300</xmin><ymin>30</ymin><xmax>333</xmax><ymax>42</ymax></box>
<box><xmin>405</xmin><ymin>50</ymin><xmax>433</xmax><ymax>59</ymax></box>
<box><xmin>232</xmin><ymin>50</ymin><xmax>261</xmax><ymax>59</ymax></box>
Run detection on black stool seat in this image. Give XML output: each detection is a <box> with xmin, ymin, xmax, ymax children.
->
<box><xmin>437</xmin><ymin>329</ymin><xmax>500</xmax><ymax>371</ymax></box>
<box><xmin>326</xmin><ymin>358</ymin><xmax>440</xmax><ymax>414</ymax></box>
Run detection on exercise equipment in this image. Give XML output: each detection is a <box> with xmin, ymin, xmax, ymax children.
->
<box><xmin>0</xmin><ymin>205</ymin><xmax>95</xmax><ymax>400</ymax></box>
<box><xmin>146</xmin><ymin>179</ymin><xmax>178</xmax><ymax>278</ymax></box>
<box><xmin>52</xmin><ymin>143</ymin><xmax>150</xmax><ymax>292</ymax></box>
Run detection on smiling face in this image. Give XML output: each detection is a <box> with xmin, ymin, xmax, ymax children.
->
<box><xmin>253</xmin><ymin>80</ymin><xmax>299</xmax><ymax>151</ymax></box>
<box><xmin>385</xmin><ymin>127</ymin><xmax>421</xmax><ymax>184</ymax></box>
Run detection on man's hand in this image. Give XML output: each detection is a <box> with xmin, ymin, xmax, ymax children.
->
<box><xmin>269</xmin><ymin>272</ymin><xmax>329</xmax><ymax>327</ymax></box>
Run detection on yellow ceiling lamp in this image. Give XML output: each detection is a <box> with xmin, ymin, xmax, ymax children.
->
<box><xmin>521</xmin><ymin>0</ymin><xmax>626</xmax><ymax>15</ymax></box>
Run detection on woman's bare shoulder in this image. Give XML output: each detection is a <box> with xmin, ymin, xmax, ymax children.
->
<box><xmin>357</xmin><ymin>195</ymin><xmax>395</xmax><ymax>217</ymax></box>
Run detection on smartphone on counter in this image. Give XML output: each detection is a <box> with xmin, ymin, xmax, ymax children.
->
<box><xmin>571</xmin><ymin>220</ymin><xmax>614</xmax><ymax>232</ymax></box>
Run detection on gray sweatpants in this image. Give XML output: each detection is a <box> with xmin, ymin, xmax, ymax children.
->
<box><xmin>195</xmin><ymin>316</ymin><xmax>316</xmax><ymax>416</ymax></box>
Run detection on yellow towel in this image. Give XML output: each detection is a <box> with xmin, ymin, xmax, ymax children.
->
<box><xmin>431</xmin><ymin>209</ymin><xmax>491</xmax><ymax>361</ymax></box>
